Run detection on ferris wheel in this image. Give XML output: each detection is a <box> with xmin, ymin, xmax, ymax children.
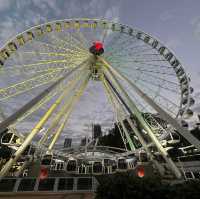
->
<box><xmin>0</xmin><ymin>18</ymin><xmax>199</xmax><ymax>179</ymax></box>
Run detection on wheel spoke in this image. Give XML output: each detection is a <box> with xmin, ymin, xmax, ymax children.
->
<box><xmin>0</xmin><ymin>70</ymin><xmax>65</xmax><ymax>100</ymax></box>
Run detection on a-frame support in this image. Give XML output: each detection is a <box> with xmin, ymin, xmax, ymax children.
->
<box><xmin>99</xmin><ymin>57</ymin><xmax>182</xmax><ymax>179</ymax></box>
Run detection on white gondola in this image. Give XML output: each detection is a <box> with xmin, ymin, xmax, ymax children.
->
<box><xmin>93</xmin><ymin>161</ymin><xmax>104</xmax><ymax>175</ymax></box>
<box><xmin>190</xmin><ymin>87</ymin><xmax>194</xmax><ymax>93</ymax></box>
<box><xmin>126</xmin><ymin>158</ymin><xmax>137</xmax><ymax>170</ymax></box>
<box><xmin>182</xmin><ymin>97</ymin><xmax>188</xmax><ymax>105</ymax></box>
<box><xmin>181</xmin><ymin>120</ymin><xmax>189</xmax><ymax>128</ymax></box>
<box><xmin>111</xmin><ymin>160</ymin><xmax>117</xmax><ymax>173</ymax></box>
<box><xmin>66</xmin><ymin>158</ymin><xmax>77</xmax><ymax>173</ymax></box>
<box><xmin>103</xmin><ymin>159</ymin><xmax>117</xmax><ymax>174</ymax></box>
<box><xmin>181</xmin><ymin>97</ymin><xmax>194</xmax><ymax>106</ymax></box>
<box><xmin>50</xmin><ymin>159</ymin><xmax>65</xmax><ymax>171</ymax></box>
<box><xmin>103</xmin><ymin>159</ymin><xmax>113</xmax><ymax>174</ymax></box>
<box><xmin>167</xmin><ymin>132</ymin><xmax>180</xmax><ymax>145</ymax></box>
<box><xmin>175</xmin><ymin>67</ymin><xmax>184</xmax><ymax>76</ymax></box>
<box><xmin>85</xmin><ymin>162</ymin><xmax>93</xmax><ymax>174</ymax></box>
<box><xmin>180</xmin><ymin>76</ymin><xmax>188</xmax><ymax>85</ymax></box>
<box><xmin>181</xmin><ymin>86</ymin><xmax>189</xmax><ymax>95</ymax></box>
<box><xmin>171</xmin><ymin>59</ymin><xmax>179</xmax><ymax>68</ymax></box>
<box><xmin>117</xmin><ymin>157</ymin><xmax>128</xmax><ymax>171</ymax></box>
<box><xmin>158</xmin><ymin>46</ymin><xmax>165</xmax><ymax>55</ymax></box>
<box><xmin>165</xmin><ymin>52</ymin><xmax>173</xmax><ymax>61</ymax></box>
<box><xmin>1</xmin><ymin>132</ymin><xmax>21</xmax><ymax>147</ymax></box>
<box><xmin>78</xmin><ymin>164</ymin><xmax>86</xmax><ymax>174</ymax></box>
<box><xmin>183</xmin><ymin>109</ymin><xmax>193</xmax><ymax>119</ymax></box>
<box><xmin>189</xmin><ymin>98</ymin><xmax>195</xmax><ymax>106</ymax></box>
<box><xmin>179</xmin><ymin>108</ymin><xmax>185</xmax><ymax>116</ymax></box>
<box><xmin>183</xmin><ymin>87</ymin><xmax>194</xmax><ymax>96</ymax></box>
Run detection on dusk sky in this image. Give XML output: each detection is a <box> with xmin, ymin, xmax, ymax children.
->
<box><xmin>0</xmin><ymin>0</ymin><xmax>200</xmax><ymax>145</ymax></box>
<box><xmin>0</xmin><ymin>0</ymin><xmax>199</xmax><ymax>95</ymax></box>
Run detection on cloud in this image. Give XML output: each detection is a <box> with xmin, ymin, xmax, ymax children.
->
<box><xmin>165</xmin><ymin>38</ymin><xmax>182</xmax><ymax>50</ymax></box>
<box><xmin>190</xmin><ymin>16</ymin><xmax>200</xmax><ymax>41</ymax></box>
<box><xmin>0</xmin><ymin>0</ymin><xmax>12</xmax><ymax>11</ymax></box>
<box><xmin>104</xmin><ymin>4</ymin><xmax>120</xmax><ymax>22</ymax></box>
<box><xmin>159</xmin><ymin>10</ymin><xmax>174</xmax><ymax>22</ymax></box>
<box><xmin>32</xmin><ymin>0</ymin><xmax>61</xmax><ymax>17</ymax></box>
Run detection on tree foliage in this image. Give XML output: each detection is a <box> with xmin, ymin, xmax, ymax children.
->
<box><xmin>98</xmin><ymin>123</ymin><xmax>125</xmax><ymax>149</ymax></box>
<box><xmin>95</xmin><ymin>173</ymin><xmax>200</xmax><ymax>199</ymax></box>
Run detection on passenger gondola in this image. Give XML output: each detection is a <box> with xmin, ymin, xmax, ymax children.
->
<box><xmin>93</xmin><ymin>161</ymin><xmax>104</xmax><ymax>175</ymax></box>
<box><xmin>78</xmin><ymin>164</ymin><xmax>86</xmax><ymax>174</ymax></box>
<box><xmin>1</xmin><ymin>132</ymin><xmax>21</xmax><ymax>147</ymax></box>
<box><xmin>184</xmin><ymin>109</ymin><xmax>193</xmax><ymax>119</ymax></box>
<box><xmin>117</xmin><ymin>158</ymin><xmax>128</xmax><ymax>171</ymax></box>
<box><xmin>66</xmin><ymin>159</ymin><xmax>77</xmax><ymax>173</ymax></box>
<box><xmin>111</xmin><ymin>160</ymin><xmax>117</xmax><ymax>173</ymax></box>
<box><xmin>103</xmin><ymin>159</ymin><xmax>112</xmax><ymax>174</ymax></box>
<box><xmin>85</xmin><ymin>162</ymin><xmax>93</xmax><ymax>174</ymax></box>
<box><xmin>51</xmin><ymin>159</ymin><xmax>65</xmax><ymax>171</ymax></box>
<box><xmin>126</xmin><ymin>158</ymin><xmax>137</xmax><ymax>170</ymax></box>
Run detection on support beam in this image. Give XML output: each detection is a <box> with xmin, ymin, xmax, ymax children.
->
<box><xmin>119</xmin><ymin>116</ymin><xmax>136</xmax><ymax>151</ymax></box>
<box><xmin>103</xmin><ymin>76</ymin><xmax>165</xmax><ymax>176</ymax></box>
<box><xmin>0</xmin><ymin>85</ymin><xmax>70</xmax><ymax>177</ymax></box>
<box><xmin>0</xmin><ymin>59</ymin><xmax>93</xmax><ymax>177</ymax></box>
<box><xmin>102</xmin><ymin>76</ymin><xmax>136</xmax><ymax>151</ymax></box>
<box><xmin>47</xmin><ymin>71</ymin><xmax>90</xmax><ymax>151</ymax></box>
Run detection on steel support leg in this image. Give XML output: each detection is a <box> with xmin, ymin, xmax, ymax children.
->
<box><xmin>99</xmin><ymin>57</ymin><xmax>200</xmax><ymax>151</ymax></box>
<box><xmin>101</xmin><ymin>59</ymin><xmax>182</xmax><ymax>179</ymax></box>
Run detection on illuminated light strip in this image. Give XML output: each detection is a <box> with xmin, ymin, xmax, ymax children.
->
<box><xmin>53</xmin><ymin>33</ymin><xmax>88</xmax><ymax>53</ymax></box>
<box><xmin>0</xmin><ymin>55</ymin><xmax>89</xmax><ymax>76</ymax></box>
<box><xmin>113</xmin><ymin>64</ymin><xmax>176</xmax><ymax>76</ymax></box>
<box><xmin>11</xmin><ymin>69</ymin><xmax>86</xmax><ymax>125</ymax></box>
<box><xmin>0</xmin><ymin>70</ymin><xmax>64</xmax><ymax>100</ymax></box>
<box><xmin>33</xmin><ymin>39</ymin><xmax>87</xmax><ymax>55</ymax></box>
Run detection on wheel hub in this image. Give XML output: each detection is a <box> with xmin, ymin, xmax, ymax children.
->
<box><xmin>89</xmin><ymin>41</ymin><xmax>104</xmax><ymax>55</ymax></box>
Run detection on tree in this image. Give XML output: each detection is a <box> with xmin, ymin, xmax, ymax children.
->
<box><xmin>95</xmin><ymin>172</ymin><xmax>200</xmax><ymax>199</ymax></box>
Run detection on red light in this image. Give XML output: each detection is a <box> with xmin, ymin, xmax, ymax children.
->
<box><xmin>94</xmin><ymin>41</ymin><xmax>103</xmax><ymax>50</ymax></box>
<box><xmin>137</xmin><ymin>166</ymin><xmax>145</xmax><ymax>178</ymax></box>
<box><xmin>39</xmin><ymin>167</ymin><xmax>48</xmax><ymax>180</ymax></box>
<box><xmin>89</xmin><ymin>41</ymin><xmax>104</xmax><ymax>55</ymax></box>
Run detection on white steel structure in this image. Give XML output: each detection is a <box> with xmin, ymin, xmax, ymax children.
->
<box><xmin>0</xmin><ymin>18</ymin><xmax>199</xmax><ymax>179</ymax></box>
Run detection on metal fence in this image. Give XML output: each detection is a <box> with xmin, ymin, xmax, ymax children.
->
<box><xmin>0</xmin><ymin>177</ymin><xmax>98</xmax><ymax>193</ymax></box>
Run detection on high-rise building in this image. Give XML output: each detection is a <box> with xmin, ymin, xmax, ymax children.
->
<box><xmin>63</xmin><ymin>138</ymin><xmax>72</xmax><ymax>148</ymax></box>
<box><xmin>92</xmin><ymin>124</ymin><xmax>102</xmax><ymax>139</ymax></box>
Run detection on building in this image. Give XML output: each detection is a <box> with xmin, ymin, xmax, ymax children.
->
<box><xmin>63</xmin><ymin>138</ymin><xmax>72</xmax><ymax>148</ymax></box>
<box><xmin>92</xmin><ymin>124</ymin><xmax>102</xmax><ymax>139</ymax></box>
